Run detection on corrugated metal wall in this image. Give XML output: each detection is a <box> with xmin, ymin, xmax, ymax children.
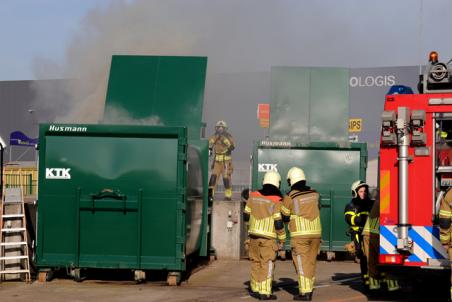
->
<box><xmin>3</xmin><ymin>165</ymin><xmax>37</xmax><ymax>196</ymax></box>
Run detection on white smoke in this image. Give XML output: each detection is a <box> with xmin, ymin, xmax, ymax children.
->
<box><xmin>31</xmin><ymin>0</ymin><xmax>201</xmax><ymax>123</ymax></box>
<box><xmin>103</xmin><ymin>105</ymin><xmax>163</xmax><ymax>125</ymax></box>
<box><xmin>31</xmin><ymin>0</ymin><xmax>452</xmax><ymax>124</ymax></box>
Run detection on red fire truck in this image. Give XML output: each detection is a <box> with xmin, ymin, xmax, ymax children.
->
<box><xmin>379</xmin><ymin>52</ymin><xmax>452</xmax><ymax>275</ymax></box>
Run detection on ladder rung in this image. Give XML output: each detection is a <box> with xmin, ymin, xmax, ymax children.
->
<box><xmin>0</xmin><ymin>269</ymin><xmax>30</xmax><ymax>274</ymax></box>
<box><xmin>1</xmin><ymin>228</ymin><xmax>26</xmax><ymax>233</ymax></box>
<box><xmin>0</xmin><ymin>242</ymin><xmax>27</xmax><ymax>246</ymax></box>
<box><xmin>0</xmin><ymin>255</ymin><xmax>28</xmax><ymax>260</ymax></box>
<box><xmin>2</xmin><ymin>214</ymin><xmax>24</xmax><ymax>218</ymax></box>
<box><xmin>3</xmin><ymin>201</ymin><xmax>23</xmax><ymax>204</ymax></box>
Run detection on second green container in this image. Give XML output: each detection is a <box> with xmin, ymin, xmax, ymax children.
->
<box><xmin>251</xmin><ymin>140</ymin><xmax>367</xmax><ymax>255</ymax></box>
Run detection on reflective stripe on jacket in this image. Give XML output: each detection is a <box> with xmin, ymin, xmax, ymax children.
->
<box><xmin>245</xmin><ymin>191</ymin><xmax>286</xmax><ymax>240</ymax></box>
<box><xmin>208</xmin><ymin>133</ymin><xmax>235</xmax><ymax>158</ymax></box>
<box><xmin>344</xmin><ymin>198</ymin><xmax>373</xmax><ymax>234</ymax></box>
<box><xmin>439</xmin><ymin>190</ymin><xmax>452</xmax><ymax>245</ymax></box>
<box><xmin>282</xmin><ymin>190</ymin><xmax>321</xmax><ymax>238</ymax></box>
<box><xmin>362</xmin><ymin>200</ymin><xmax>380</xmax><ymax>236</ymax></box>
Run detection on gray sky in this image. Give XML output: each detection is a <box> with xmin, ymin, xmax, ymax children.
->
<box><xmin>1</xmin><ymin>0</ymin><xmax>452</xmax><ymax>82</ymax></box>
<box><xmin>0</xmin><ymin>0</ymin><xmax>111</xmax><ymax>81</ymax></box>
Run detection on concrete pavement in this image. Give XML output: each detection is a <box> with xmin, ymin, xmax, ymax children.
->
<box><xmin>0</xmin><ymin>259</ymin><xmax>445</xmax><ymax>302</ymax></box>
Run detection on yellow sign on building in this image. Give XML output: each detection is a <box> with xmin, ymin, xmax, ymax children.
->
<box><xmin>349</xmin><ymin>118</ymin><xmax>362</xmax><ymax>132</ymax></box>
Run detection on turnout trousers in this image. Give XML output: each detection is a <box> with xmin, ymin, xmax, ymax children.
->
<box><xmin>291</xmin><ymin>237</ymin><xmax>321</xmax><ymax>294</ymax></box>
<box><xmin>248</xmin><ymin>237</ymin><xmax>278</xmax><ymax>295</ymax></box>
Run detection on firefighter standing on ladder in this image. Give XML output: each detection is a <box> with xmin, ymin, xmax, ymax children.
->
<box><xmin>344</xmin><ymin>180</ymin><xmax>373</xmax><ymax>287</ymax></box>
<box><xmin>244</xmin><ymin>171</ymin><xmax>286</xmax><ymax>300</ymax></box>
<box><xmin>281</xmin><ymin>167</ymin><xmax>322</xmax><ymax>301</ymax></box>
<box><xmin>208</xmin><ymin>120</ymin><xmax>235</xmax><ymax>200</ymax></box>
<box><xmin>439</xmin><ymin>189</ymin><xmax>452</xmax><ymax>301</ymax></box>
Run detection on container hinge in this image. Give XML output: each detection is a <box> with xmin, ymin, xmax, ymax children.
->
<box><xmin>178</xmin><ymin>138</ymin><xmax>187</xmax><ymax>146</ymax></box>
<box><xmin>176</xmin><ymin>249</ymin><xmax>185</xmax><ymax>260</ymax></box>
<box><xmin>177</xmin><ymin>201</ymin><xmax>186</xmax><ymax>211</ymax></box>
<box><xmin>178</xmin><ymin>139</ymin><xmax>188</xmax><ymax>160</ymax></box>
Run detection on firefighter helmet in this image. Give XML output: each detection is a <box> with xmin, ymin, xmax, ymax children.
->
<box><xmin>263</xmin><ymin>171</ymin><xmax>281</xmax><ymax>188</ymax></box>
<box><xmin>286</xmin><ymin>167</ymin><xmax>306</xmax><ymax>186</ymax></box>
<box><xmin>351</xmin><ymin>180</ymin><xmax>369</xmax><ymax>198</ymax></box>
<box><xmin>215</xmin><ymin>120</ymin><xmax>228</xmax><ymax>129</ymax></box>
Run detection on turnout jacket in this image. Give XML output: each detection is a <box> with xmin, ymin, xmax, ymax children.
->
<box><xmin>439</xmin><ymin>189</ymin><xmax>452</xmax><ymax>247</ymax></box>
<box><xmin>244</xmin><ymin>191</ymin><xmax>286</xmax><ymax>241</ymax></box>
<box><xmin>281</xmin><ymin>188</ymin><xmax>322</xmax><ymax>239</ymax></box>
<box><xmin>344</xmin><ymin>197</ymin><xmax>374</xmax><ymax>233</ymax></box>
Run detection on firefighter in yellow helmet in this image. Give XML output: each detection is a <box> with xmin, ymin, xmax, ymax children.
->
<box><xmin>244</xmin><ymin>171</ymin><xmax>286</xmax><ymax>300</ymax></box>
<box><xmin>344</xmin><ymin>180</ymin><xmax>373</xmax><ymax>287</ymax></box>
<box><xmin>439</xmin><ymin>189</ymin><xmax>452</xmax><ymax>301</ymax></box>
<box><xmin>208</xmin><ymin>120</ymin><xmax>235</xmax><ymax>200</ymax></box>
<box><xmin>362</xmin><ymin>198</ymin><xmax>400</xmax><ymax>296</ymax></box>
<box><xmin>281</xmin><ymin>167</ymin><xmax>321</xmax><ymax>301</ymax></box>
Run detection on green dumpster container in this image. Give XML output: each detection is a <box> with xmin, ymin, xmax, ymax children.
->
<box><xmin>36</xmin><ymin>124</ymin><xmax>210</xmax><ymax>282</ymax></box>
<box><xmin>36</xmin><ymin>55</ymin><xmax>211</xmax><ymax>283</ymax></box>
<box><xmin>251</xmin><ymin>140</ymin><xmax>367</xmax><ymax>256</ymax></box>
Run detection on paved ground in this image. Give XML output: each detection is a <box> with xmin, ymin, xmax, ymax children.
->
<box><xmin>0</xmin><ymin>259</ymin><xmax>447</xmax><ymax>302</ymax></box>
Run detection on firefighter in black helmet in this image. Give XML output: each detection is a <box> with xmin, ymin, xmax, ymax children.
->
<box><xmin>344</xmin><ymin>180</ymin><xmax>374</xmax><ymax>287</ymax></box>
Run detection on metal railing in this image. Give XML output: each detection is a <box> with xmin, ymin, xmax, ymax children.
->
<box><xmin>3</xmin><ymin>174</ymin><xmax>37</xmax><ymax>196</ymax></box>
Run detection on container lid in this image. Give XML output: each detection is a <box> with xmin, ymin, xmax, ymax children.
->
<box><xmin>269</xmin><ymin>66</ymin><xmax>350</xmax><ymax>143</ymax></box>
<box><xmin>104</xmin><ymin>55</ymin><xmax>207</xmax><ymax>139</ymax></box>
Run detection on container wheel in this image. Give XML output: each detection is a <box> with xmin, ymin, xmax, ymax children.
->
<box><xmin>134</xmin><ymin>270</ymin><xmax>146</xmax><ymax>283</ymax></box>
<box><xmin>278</xmin><ymin>250</ymin><xmax>286</xmax><ymax>260</ymax></box>
<box><xmin>38</xmin><ymin>270</ymin><xmax>53</xmax><ymax>282</ymax></box>
<box><xmin>167</xmin><ymin>272</ymin><xmax>181</xmax><ymax>286</ymax></box>
<box><xmin>327</xmin><ymin>252</ymin><xmax>335</xmax><ymax>261</ymax></box>
<box><xmin>73</xmin><ymin>268</ymin><xmax>83</xmax><ymax>282</ymax></box>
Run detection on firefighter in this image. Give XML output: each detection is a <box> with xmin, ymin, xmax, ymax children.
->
<box><xmin>244</xmin><ymin>171</ymin><xmax>286</xmax><ymax>300</ymax></box>
<box><xmin>362</xmin><ymin>198</ymin><xmax>400</xmax><ymax>295</ymax></box>
<box><xmin>344</xmin><ymin>180</ymin><xmax>373</xmax><ymax>286</ymax></box>
<box><xmin>208</xmin><ymin>120</ymin><xmax>235</xmax><ymax>200</ymax></box>
<box><xmin>281</xmin><ymin>167</ymin><xmax>321</xmax><ymax>301</ymax></box>
<box><xmin>439</xmin><ymin>189</ymin><xmax>452</xmax><ymax>301</ymax></box>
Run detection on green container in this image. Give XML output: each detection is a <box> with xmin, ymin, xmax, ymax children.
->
<box><xmin>36</xmin><ymin>56</ymin><xmax>211</xmax><ymax>282</ymax></box>
<box><xmin>251</xmin><ymin>141</ymin><xmax>367</xmax><ymax>252</ymax></box>
<box><xmin>36</xmin><ymin>124</ymin><xmax>210</xmax><ymax>274</ymax></box>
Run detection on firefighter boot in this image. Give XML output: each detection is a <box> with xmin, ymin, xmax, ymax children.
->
<box><xmin>367</xmin><ymin>290</ymin><xmax>382</xmax><ymax>299</ymax></box>
<box><xmin>248</xmin><ymin>289</ymin><xmax>260</xmax><ymax>300</ymax></box>
<box><xmin>259</xmin><ymin>294</ymin><xmax>277</xmax><ymax>300</ymax></box>
<box><xmin>363</xmin><ymin>274</ymin><xmax>370</xmax><ymax>288</ymax></box>
<box><xmin>293</xmin><ymin>292</ymin><xmax>313</xmax><ymax>301</ymax></box>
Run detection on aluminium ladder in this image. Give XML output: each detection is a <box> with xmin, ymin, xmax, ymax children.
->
<box><xmin>0</xmin><ymin>187</ymin><xmax>31</xmax><ymax>282</ymax></box>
